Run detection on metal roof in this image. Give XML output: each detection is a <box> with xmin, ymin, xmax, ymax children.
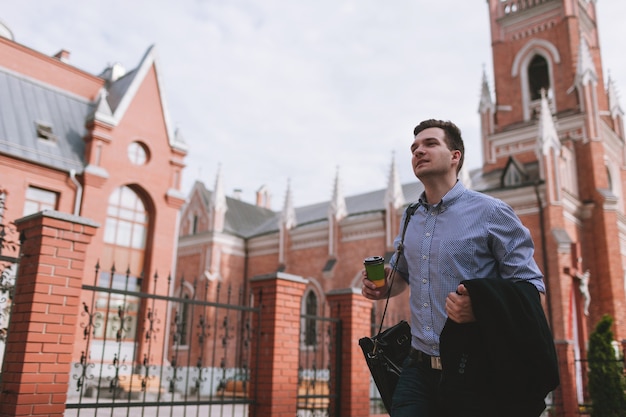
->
<box><xmin>195</xmin><ymin>182</ymin><xmax>276</xmax><ymax>238</ymax></box>
<box><xmin>194</xmin><ymin>180</ymin><xmax>425</xmax><ymax>239</ymax></box>
<box><xmin>0</xmin><ymin>44</ymin><xmax>185</xmax><ymax>175</ymax></box>
<box><xmin>0</xmin><ymin>67</ymin><xmax>93</xmax><ymax>173</ymax></box>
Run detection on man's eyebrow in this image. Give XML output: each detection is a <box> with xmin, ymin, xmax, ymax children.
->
<box><xmin>412</xmin><ymin>137</ymin><xmax>441</xmax><ymax>146</ymax></box>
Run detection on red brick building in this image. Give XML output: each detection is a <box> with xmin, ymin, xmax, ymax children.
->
<box><xmin>1</xmin><ymin>1</ymin><xmax>624</xmax><ymax>414</ymax></box>
<box><xmin>0</xmin><ymin>28</ymin><xmax>186</xmax><ymax>369</ymax></box>
<box><xmin>176</xmin><ymin>162</ymin><xmax>422</xmax><ymax>370</ymax></box>
<box><xmin>477</xmin><ymin>0</ymin><xmax>625</xmax><ymax>412</ymax></box>
<box><xmin>176</xmin><ymin>1</ymin><xmax>625</xmax><ymax>413</ymax></box>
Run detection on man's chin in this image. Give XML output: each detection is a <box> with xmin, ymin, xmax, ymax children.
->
<box><xmin>414</xmin><ymin>166</ymin><xmax>429</xmax><ymax>176</ymax></box>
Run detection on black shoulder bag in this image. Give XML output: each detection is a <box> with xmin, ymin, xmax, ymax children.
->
<box><xmin>358</xmin><ymin>202</ymin><xmax>419</xmax><ymax>414</ymax></box>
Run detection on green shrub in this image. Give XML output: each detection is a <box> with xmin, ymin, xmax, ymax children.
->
<box><xmin>588</xmin><ymin>314</ymin><xmax>626</xmax><ymax>417</ymax></box>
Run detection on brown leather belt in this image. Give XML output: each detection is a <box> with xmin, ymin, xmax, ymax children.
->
<box><xmin>409</xmin><ymin>347</ymin><xmax>442</xmax><ymax>370</ymax></box>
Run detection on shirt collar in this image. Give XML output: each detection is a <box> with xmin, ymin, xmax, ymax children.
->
<box><xmin>418</xmin><ymin>180</ymin><xmax>465</xmax><ymax>210</ymax></box>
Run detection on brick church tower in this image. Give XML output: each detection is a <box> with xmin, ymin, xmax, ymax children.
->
<box><xmin>476</xmin><ymin>1</ymin><xmax>626</xmax><ymax>412</ymax></box>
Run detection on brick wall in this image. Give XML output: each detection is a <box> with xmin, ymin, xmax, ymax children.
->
<box><xmin>0</xmin><ymin>211</ymin><xmax>97</xmax><ymax>417</ymax></box>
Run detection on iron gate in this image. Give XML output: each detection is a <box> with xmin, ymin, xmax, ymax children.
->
<box><xmin>298</xmin><ymin>306</ymin><xmax>341</xmax><ymax>417</ymax></box>
<box><xmin>66</xmin><ymin>263</ymin><xmax>260</xmax><ymax>417</ymax></box>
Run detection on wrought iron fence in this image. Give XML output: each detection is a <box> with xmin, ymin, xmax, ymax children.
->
<box><xmin>0</xmin><ymin>223</ymin><xmax>22</xmax><ymax>378</ymax></box>
<box><xmin>298</xmin><ymin>303</ymin><xmax>341</xmax><ymax>417</ymax></box>
<box><xmin>66</xmin><ymin>263</ymin><xmax>260</xmax><ymax>417</ymax></box>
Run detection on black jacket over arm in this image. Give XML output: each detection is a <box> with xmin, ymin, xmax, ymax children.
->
<box><xmin>439</xmin><ymin>279</ymin><xmax>560</xmax><ymax>417</ymax></box>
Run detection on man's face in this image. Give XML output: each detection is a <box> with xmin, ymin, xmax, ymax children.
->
<box><xmin>410</xmin><ymin>127</ymin><xmax>458</xmax><ymax>179</ymax></box>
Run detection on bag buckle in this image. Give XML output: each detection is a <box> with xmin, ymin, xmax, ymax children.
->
<box><xmin>430</xmin><ymin>356</ymin><xmax>442</xmax><ymax>370</ymax></box>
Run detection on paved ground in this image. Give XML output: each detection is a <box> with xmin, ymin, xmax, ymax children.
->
<box><xmin>64</xmin><ymin>405</ymin><xmax>328</xmax><ymax>417</ymax></box>
<box><xmin>64</xmin><ymin>404</ymin><xmax>249</xmax><ymax>417</ymax></box>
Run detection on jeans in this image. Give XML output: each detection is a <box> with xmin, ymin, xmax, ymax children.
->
<box><xmin>390</xmin><ymin>354</ymin><xmax>442</xmax><ymax>417</ymax></box>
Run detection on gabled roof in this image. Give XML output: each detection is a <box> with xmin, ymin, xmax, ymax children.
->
<box><xmin>191</xmin><ymin>180</ymin><xmax>424</xmax><ymax>239</ymax></box>
<box><xmin>0</xmin><ymin>67</ymin><xmax>93</xmax><ymax>172</ymax></box>
<box><xmin>0</xmin><ymin>42</ymin><xmax>185</xmax><ymax>175</ymax></box>
<box><xmin>96</xmin><ymin>45</ymin><xmax>187</xmax><ymax>153</ymax></box>
<box><xmin>193</xmin><ymin>181</ymin><xmax>276</xmax><ymax>237</ymax></box>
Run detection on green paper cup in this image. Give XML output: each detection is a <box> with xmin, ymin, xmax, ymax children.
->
<box><xmin>364</xmin><ymin>256</ymin><xmax>385</xmax><ymax>287</ymax></box>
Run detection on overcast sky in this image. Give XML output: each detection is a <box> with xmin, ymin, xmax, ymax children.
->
<box><xmin>2</xmin><ymin>1</ymin><xmax>625</xmax><ymax>210</ymax></box>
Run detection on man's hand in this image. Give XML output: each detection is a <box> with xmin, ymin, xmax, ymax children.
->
<box><xmin>361</xmin><ymin>266</ymin><xmax>408</xmax><ymax>300</ymax></box>
<box><xmin>361</xmin><ymin>267</ymin><xmax>390</xmax><ymax>300</ymax></box>
<box><xmin>445</xmin><ymin>284</ymin><xmax>476</xmax><ymax>323</ymax></box>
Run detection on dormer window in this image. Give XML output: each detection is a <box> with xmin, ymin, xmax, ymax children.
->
<box><xmin>502</xmin><ymin>157</ymin><xmax>528</xmax><ymax>188</ymax></box>
<box><xmin>35</xmin><ymin>121</ymin><xmax>57</xmax><ymax>142</ymax></box>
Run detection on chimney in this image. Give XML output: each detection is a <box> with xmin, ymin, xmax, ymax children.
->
<box><xmin>232</xmin><ymin>189</ymin><xmax>242</xmax><ymax>200</ymax></box>
<box><xmin>256</xmin><ymin>185</ymin><xmax>271</xmax><ymax>209</ymax></box>
<box><xmin>53</xmin><ymin>49</ymin><xmax>70</xmax><ymax>63</ymax></box>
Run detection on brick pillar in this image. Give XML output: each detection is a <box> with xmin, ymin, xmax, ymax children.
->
<box><xmin>327</xmin><ymin>288</ymin><xmax>373</xmax><ymax>417</ymax></box>
<box><xmin>249</xmin><ymin>272</ymin><xmax>307</xmax><ymax>417</ymax></box>
<box><xmin>0</xmin><ymin>211</ymin><xmax>98</xmax><ymax>417</ymax></box>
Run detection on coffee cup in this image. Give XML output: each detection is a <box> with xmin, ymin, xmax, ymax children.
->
<box><xmin>364</xmin><ymin>256</ymin><xmax>385</xmax><ymax>287</ymax></box>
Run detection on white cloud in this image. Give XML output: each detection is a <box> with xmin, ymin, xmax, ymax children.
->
<box><xmin>1</xmin><ymin>0</ymin><xmax>624</xmax><ymax>209</ymax></box>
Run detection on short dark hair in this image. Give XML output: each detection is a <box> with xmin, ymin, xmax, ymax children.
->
<box><xmin>413</xmin><ymin>119</ymin><xmax>465</xmax><ymax>173</ymax></box>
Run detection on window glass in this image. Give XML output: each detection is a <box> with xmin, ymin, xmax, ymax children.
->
<box><xmin>23</xmin><ymin>186</ymin><xmax>57</xmax><ymax>216</ymax></box>
<box><xmin>97</xmin><ymin>186</ymin><xmax>149</xmax><ymax>342</ymax></box>
<box><xmin>103</xmin><ymin>186</ymin><xmax>147</xmax><ymax>249</ymax></box>
<box><xmin>528</xmin><ymin>55</ymin><xmax>550</xmax><ymax>101</ymax></box>
<box><xmin>304</xmin><ymin>291</ymin><xmax>318</xmax><ymax>346</ymax></box>
<box><xmin>127</xmin><ymin>141</ymin><xmax>148</xmax><ymax>166</ymax></box>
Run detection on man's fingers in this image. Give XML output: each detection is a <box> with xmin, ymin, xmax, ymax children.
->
<box><xmin>456</xmin><ymin>284</ymin><xmax>469</xmax><ymax>296</ymax></box>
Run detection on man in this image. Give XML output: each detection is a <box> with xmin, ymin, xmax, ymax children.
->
<box><xmin>361</xmin><ymin>119</ymin><xmax>546</xmax><ymax>416</ymax></box>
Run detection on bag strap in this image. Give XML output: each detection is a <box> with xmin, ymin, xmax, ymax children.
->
<box><xmin>376</xmin><ymin>201</ymin><xmax>420</xmax><ymax>335</ymax></box>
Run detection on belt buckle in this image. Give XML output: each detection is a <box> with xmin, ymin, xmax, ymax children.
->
<box><xmin>430</xmin><ymin>356</ymin><xmax>442</xmax><ymax>370</ymax></box>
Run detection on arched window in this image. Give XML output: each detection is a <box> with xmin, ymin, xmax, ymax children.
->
<box><xmin>304</xmin><ymin>291</ymin><xmax>318</xmax><ymax>347</ymax></box>
<box><xmin>528</xmin><ymin>55</ymin><xmax>550</xmax><ymax>101</ymax></box>
<box><xmin>192</xmin><ymin>214</ymin><xmax>199</xmax><ymax>234</ymax></box>
<box><xmin>96</xmin><ymin>186</ymin><xmax>149</xmax><ymax>340</ymax></box>
<box><xmin>103</xmin><ymin>186</ymin><xmax>148</xmax><ymax>252</ymax></box>
<box><xmin>604</xmin><ymin>160</ymin><xmax>623</xmax><ymax>214</ymax></box>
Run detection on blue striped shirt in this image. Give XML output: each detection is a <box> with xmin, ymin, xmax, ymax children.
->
<box><xmin>391</xmin><ymin>181</ymin><xmax>545</xmax><ymax>356</ymax></box>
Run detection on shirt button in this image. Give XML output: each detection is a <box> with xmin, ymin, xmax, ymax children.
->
<box><xmin>426</xmin><ymin>326</ymin><xmax>431</xmax><ymax>331</ymax></box>
<box><xmin>423</xmin><ymin>303</ymin><xmax>429</xmax><ymax>307</ymax></box>
<box><xmin>422</xmin><ymin>279</ymin><xmax>427</xmax><ymax>284</ymax></box>
<box><xmin>425</xmin><ymin>232</ymin><xmax>431</xmax><ymax>237</ymax></box>
<box><xmin>422</xmin><ymin>255</ymin><xmax>427</xmax><ymax>260</ymax></box>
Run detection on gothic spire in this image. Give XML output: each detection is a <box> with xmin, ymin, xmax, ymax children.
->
<box><xmin>281</xmin><ymin>179</ymin><xmax>297</xmax><ymax>230</ymax></box>
<box><xmin>210</xmin><ymin>164</ymin><xmax>227</xmax><ymax>213</ymax></box>
<box><xmin>537</xmin><ymin>89</ymin><xmax>561</xmax><ymax>157</ymax></box>
<box><xmin>607</xmin><ymin>74</ymin><xmax>624</xmax><ymax>119</ymax></box>
<box><xmin>91</xmin><ymin>89</ymin><xmax>115</xmax><ymax>125</ymax></box>
<box><xmin>384</xmin><ymin>152</ymin><xmax>405</xmax><ymax>209</ymax></box>
<box><xmin>575</xmin><ymin>36</ymin><xmax>598</xmax><ymax>86</ymax></box>
<box><xmin>208</xmin><ymin>165</ymin><xmax>227</xmax><ymax>232</ymax></box>
<box><xmin>329</xmin><ymin>167</ymin><xmax>347</xmax><ymax>221</ymax></box>
<box><xmin>478</xmin><ymin>66</ymin><xmax>494</xmax><ymax>113</ymax></box>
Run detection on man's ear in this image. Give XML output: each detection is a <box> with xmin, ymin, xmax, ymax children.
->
<box><xmin>451</xmin><ymin>149</ymin><xmax>462</xmax><ymax>163</ymax></box>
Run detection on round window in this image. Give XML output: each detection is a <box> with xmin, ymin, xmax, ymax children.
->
<box><xmin>127</xmin><ymin>141</ymin><xmax>149</xmax><ymax>165</ymax></box>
